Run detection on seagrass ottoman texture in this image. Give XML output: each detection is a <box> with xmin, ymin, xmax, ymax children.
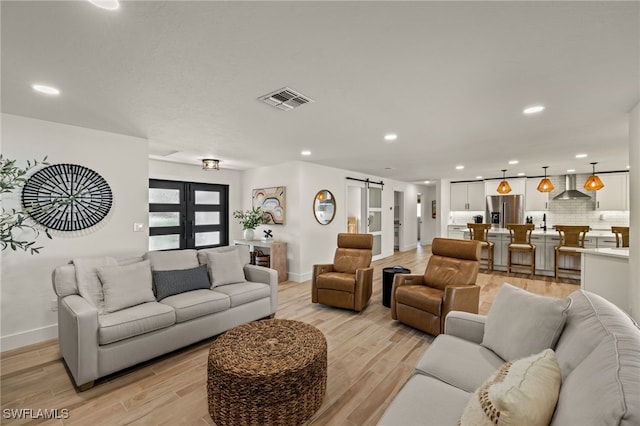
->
<box><xmin>207</xmin><ymin>319</ymin><xmax>327</xmax><ymax>426</ymax></box>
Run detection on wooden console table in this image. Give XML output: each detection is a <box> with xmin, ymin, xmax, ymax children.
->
<box><xmin>233</xmin><ymin>239</ymin><xmax>288</xmax><ymax>283</ymax></box>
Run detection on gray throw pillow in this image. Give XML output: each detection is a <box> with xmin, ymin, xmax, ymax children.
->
<box><xmin>152</xmin><ymin>265</ymin><xmax>211</xmax><ymax>300</ymax></box>
<box><xmin>481</xmin><ymin>283</ymin><xmax>571</xmax><ymax>361</ymax></box>
<box><xmin>97</xmin><ymin>260</ymin><xmax>156</xmax><ymax>313</ymax></box>
<box><xmin>206</xmin><ymin>250</ymin><xmax>247</xmax><ymax>287</ymax></box>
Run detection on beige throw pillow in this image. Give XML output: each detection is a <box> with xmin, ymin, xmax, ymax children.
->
<box><xmin>459</xmin><ymin>348</ymin><xmax>561</xmax><ymax>426</ymax></box>
<box><xmin>97</xmin><ymin>260</ymin><xmax>156</xmax><ymax>313</ymax></box>
<box><xmin>206</xmin><ymin>250</ymin><xmax>246</xmax><ymax>287</ymax></box>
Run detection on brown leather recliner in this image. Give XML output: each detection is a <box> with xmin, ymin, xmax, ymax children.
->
<box><xmin>391</xmin><ymin>238</ymin><xmax>481</xmax><ymax>335</ymax></box>
<box><xmin>311</xmin><ymin>233</ymin><xmax>374</xmax><ymax>312</ymax></box>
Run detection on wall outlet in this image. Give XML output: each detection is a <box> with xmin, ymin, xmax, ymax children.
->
<box><xmin>51</xmin><ymin>299</ymin><xmax>58</xmax><ymax>312</ymax></box>
<box><xmin>133</xmin><ymin>222</ymin><xmax>144</xmax><ymax>232</ymax></box>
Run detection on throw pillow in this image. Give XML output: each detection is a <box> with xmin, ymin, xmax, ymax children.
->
<box><xmin>143</xmin><ymin>249</ymin><xmax>199</xmax><ymax>271</ymax></box>
<box><xmin>459</xmin><ymin>348</ymin><xmax>562</xmax><ymax>426</ymax></box>
<box><xmin>97</xmin><ymin>260</ymin><xmax>156</xmax><ymax>313</ymax></box>
<box><xmin>73</xmin><ymin>256</ymin><xmax>117</xmax><ymax>314</ymax></box>
<box><xmin>152</xmin><ymin>265</ymin><xmax>211</xmax><ymax>300</ymax></box>
<box><xmin>482</xmin><ymin>283</ymin><xmax>571</xmax><ymax>361</ymax></box>
<box><xmin>206</xmin><ymin>250</ymin><xmax>246</xmax><ymax>287</ymax></box>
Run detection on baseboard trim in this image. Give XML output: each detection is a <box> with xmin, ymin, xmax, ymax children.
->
<box><xmin>288</xmin><ymin>271</ymin><xmax>309</xmax><ymax>283</ymax></box>
<box><xmin>1</xmin><ymin>324</ymin><xmax>58</xmax><ymax>352</ymax></box>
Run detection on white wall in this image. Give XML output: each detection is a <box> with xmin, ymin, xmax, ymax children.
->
<box><xmin>436</xmin><ymin>179</ymin><xmax>452</xmax><ymax>238</ymax></box>
<box><xmin>1</xmin><ymin>114</ymin><xmax>149</xmax><ymax>350</ymax></box>
<box><xmin>629</xmin><ymin>102</ymin><xmax>639</xmax><ymax>321</ymax></box>
<box><xmin>419</xmin><ymin>185</ymin><xmax>437</xmax><ymax>244</ymax></box>
<box><xmin>148</xmin><ymin>159</ymin><xmax>243</xmax><ymax>242</ymax></box>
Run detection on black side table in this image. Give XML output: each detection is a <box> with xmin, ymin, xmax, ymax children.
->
<box><xmin>382</xmin><ymin>266</ymin><xmax>411</xmax><ymax>308</ymax></box>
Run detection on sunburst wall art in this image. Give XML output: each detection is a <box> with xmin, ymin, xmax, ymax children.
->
<box><xmin>252</xmin><ymin>186</ymin><xmax>286</xmax><ymax>225</ymax></box>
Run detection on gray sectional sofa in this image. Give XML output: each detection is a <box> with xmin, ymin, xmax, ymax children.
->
<box><xmin>52</xmin><ymin>245</ymin><xmax>277</xmax><ymax>389</ymax></box>
<box><xmin>378</xmin><ymin>286</ymin><xmax>640</xmax><ymax>426</ymax></box>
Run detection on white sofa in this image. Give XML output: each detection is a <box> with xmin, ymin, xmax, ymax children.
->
<box><xmin>378</xmin><ymin>286</ymin><xmax>640</xmax><ymax>426</ymax></box>
<box><xmin>52</xmin><ymin>245</ymin><xmax>277</xmax><ymax>390</ymax></box>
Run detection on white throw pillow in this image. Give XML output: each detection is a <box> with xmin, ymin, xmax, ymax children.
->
<box><xmin>459</xmin><ymin>348</ymin><xmax>562</xmax><ymax>426</ymax></box>
<box><xmin>482</xmin><ymin>283</ymin><xmax>571</xmax><ymax>361</ymax></box>
<box><xmin>206</xmin><ymin>250</ymin><xmax>246</xmax><ymax>287</ymax></box>
<box><xmin>97</xmin><ymin>260</ymin><xmax>156</xmax><ymax>313</ymax></box>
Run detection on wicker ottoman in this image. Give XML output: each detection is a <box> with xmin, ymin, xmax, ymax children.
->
<box><xmin>207</xmin><ymin>319</ymin><xmax>327</xmax><ymax>426</ymax></box>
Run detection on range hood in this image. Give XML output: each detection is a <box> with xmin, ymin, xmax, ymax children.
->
<box><xmin>552</xmin><ymin>175</ymin><xmax>591</xmax><ymax>200</ymax></box>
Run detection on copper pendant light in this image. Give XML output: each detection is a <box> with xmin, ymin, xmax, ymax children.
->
<box><xmin>584</xmin><ymin>162</ymin><xmax>604</xmax><ymax>191</ymax></box>
<box><xmin>537</xmin><ymin>166</ymin><xmax>554</xmax><ymax>192</ymax></box>
<box><xmin>496</xmin><ymin>169</ymin><xmax>512</xmax><ymax>194</ymax></box>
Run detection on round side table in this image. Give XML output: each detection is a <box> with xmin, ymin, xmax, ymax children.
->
<box><xmin>382</xmin><ymin>266</ymin><xmax>411</xmax><ymax>308</ymax></box>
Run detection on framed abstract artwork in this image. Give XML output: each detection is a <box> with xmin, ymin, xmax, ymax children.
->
<box><xmin>252</xmin><ymin>186</ymin><xmax>286</xmax><ymax>225</ymax></box>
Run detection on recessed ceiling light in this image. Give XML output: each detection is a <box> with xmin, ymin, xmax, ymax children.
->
<box><xmin>575</xmin><ymin>153</ymin><xmax>588</xmax><ymax>159</ymax></box>
<box><xmin>517</xmin><ymin>172</ymin><xmax>526</xmax><ymax>176</ymax></box>
<box><xmin>627</xmin><ymin>165</ymin><xmax>630</xmax><ymax>169</ymax></box>
<box><xmin>567</xmin><ymin>169</ymin><xmax>576</xmax><ymax>173</ymax></box>
<box><xmin>475</xmin><ymin>176</ymin><xmax>483</xmax><ymax>179</ymax></box>
<box><xmin>509</xmin><ymin>160</ymin><xmax>519</xmax><ymax>165</ymax></box>
<box><xmin>301</xmin><ymin>150</ymin><xmax>311</xmax><ymax>156</ymax></box>
<box><xmin>424</xmin><ymin>180</ymin><xmax>431</xmax><ymax>184</ymax></box>
<box><xmin>384</xmin><ymin>134</ymin><xmax>398</xmax><ymax>141</ymax></box>
<box><xmin>88</xmin><ymin>0</ymin><xmax>120</xmax><ymax>10</ymax></box>
<box><xmin>455</xmin><ymin>165</ymin><xmax>464</xmax><ymax>170</ymax></box>
<box><xmin>32</xmin><ymin>84</ymin><xmax>60</xmax><ymax>95</ymax></box>
<box><xmin>523</xmin><ymin>105</ymin><xmax>545</xmax><ymax>114</ymax></box>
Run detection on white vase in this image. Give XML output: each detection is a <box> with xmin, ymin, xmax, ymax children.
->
<box><xmin>243</xmin><ymin>229</ymin><xmax>255</xmax><ymax>240</ymax></box>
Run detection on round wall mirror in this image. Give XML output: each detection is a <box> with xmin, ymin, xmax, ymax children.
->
<box><xmin>313</xmin><ymin>190</ymin><xmax>336</xmax><ymax>225</ymax></box>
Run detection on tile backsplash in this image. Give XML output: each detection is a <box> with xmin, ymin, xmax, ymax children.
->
<box><xmin>450</xmin><ymin>174</ymin><xmax>629</xmax><ymax>230</ymax></box>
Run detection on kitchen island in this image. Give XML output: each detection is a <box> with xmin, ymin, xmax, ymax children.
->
<box><xmin>577</xmin><ymin>247</ymin><xmax>630</xmax><ymax>314</ymax></box>
<box><xmin>456</xmin><ymin>227</ymin><xmax>618</xmax><ymax>278</ymax></box>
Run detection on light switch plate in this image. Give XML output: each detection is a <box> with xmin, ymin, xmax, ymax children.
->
<box><xmin>133</xmin><ymin>223</ymin><xmax>144</xmax><ymax>232</ymax></box>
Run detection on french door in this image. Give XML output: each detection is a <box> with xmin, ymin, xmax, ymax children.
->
<box><xmin>148</xmin><ymin>179</ymin><xmax>229</xmax><ymax>250</ymax></box>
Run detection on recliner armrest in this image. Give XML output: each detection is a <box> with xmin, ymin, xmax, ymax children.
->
<box><xmin>390</xmin><ymin>274</ymin><xmax>425</xmax><ymax>319</ymax></box>
<box><xmin>441</xmin><ymin>285</ymin><xmax>481</xmax><ymax>334</ymax></box>
<box><xmin>444</xmin><ymin>310</ymin><xmax>487</xmax><ymax>344</ymax></box>
<box><xmin>311</xmin><ymin>264</ymin><xmax>334</xmax><ymax>303</ymax></box>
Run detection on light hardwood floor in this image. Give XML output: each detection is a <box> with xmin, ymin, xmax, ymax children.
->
<box><xmin>1</xmin><ymin>245</ymin><xmax>578</xmax><ymax>425</ymax></box>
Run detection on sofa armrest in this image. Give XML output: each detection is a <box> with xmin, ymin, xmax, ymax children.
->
<box><xmin>58</xmin><ymin>295</ymin><xmax>99</xmax><ymax>388</ymax></box>
<box><xmin>444</xmin><ymin>311</ymin><xmax>487</xmax><ymax>344</ymax></box>
<box><xmin>311</xmin><ymin>264</ymin><xmax>334</xmax><ymax>303</ymax></box>
<box><xmin>390</xmin><ymin>274</ymin><xmax>424</xmax><ymax>319</ymax></box>
<box><xmin>244</xmin><ymin>264</ymin><xmax>278</xmax><ymax>314</ymax></box>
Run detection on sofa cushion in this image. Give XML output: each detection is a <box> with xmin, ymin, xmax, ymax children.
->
<box><xmin>552</xmin><ymin>333</ymin><xmax>638</xmax><ymax>426</ymax></box>
<box><xmin>205</xmin><ymin>250</ymin><xmax>247</xmax><ymax>287</ymax></box>
<box><xmin>377</xmin><ymin>375</ymin><xmax>472</xmax><ymax>426</ymax></box>
<box><xmin>554</xmin><ymin>290</ymin><xmax>638</xmax><ymax>381</ymax></box>
<box><xmin>144</xmin><ymin>249</ymin><xmax>199</xmax><ymax>271</ymax></box>
<box><xmin>73</xmin><ymin>256</ymin><xmax>117</xmax><ymax>313</ymax></box>
<box><xmin>396</xmin><ymin>285</ymin><xmax>444</xmax><ymax>316</ymax></box>
<box><xmin>414</xmin><ymin>334</ymin><xmax>505</xmax><ymax>393</ymax></box>
<box><xmin>198</xmin><ymin>245</ymin><xmax>250</xmax><ymax>268</ymax></box>
<box><xmin>152</xmin><ymin>265</ymin><xmax>211</xmax><ymax>300</ymax></box>
<box><xmin>212</xmin><ymin>282</ymin><xmax>270</xmax><ymax>307</ymax></box>
<box><xmin>98</xmin><ymin>302</ymin><xmax>175</xmax><ymax>345</ymax></box>
<box><xmin>482</xmin><ymin>283</ymin><xmax>571</xmax><ymax>361</ymax></box>
<box><xmin>160</xmin><ymin>289</ymin><xmax>230</xmax><ymax>323</ymax></box>
<box><xmin>97</xmin><ymin>260</ymin><xmax>156</xmax><ymax>313</ymax></box>
<box><xmin>459</xmin><ymin>348</ymin><xmax>561</xmax><ymax>426</ymax></box>
<box><xmin>315</xmin><ymin>272</ymin><xmax>355</xmax><ymax>292</ymax></box>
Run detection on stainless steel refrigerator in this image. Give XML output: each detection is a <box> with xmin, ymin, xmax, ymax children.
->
<box><xmin>486</xmin><ymin>195</ymin><xmax>524</xmax><ymax>228</ymax></box>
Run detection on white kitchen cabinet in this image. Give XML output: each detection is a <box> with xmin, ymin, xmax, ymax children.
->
<box><xmin>594</xmin><ymin>173</ymin><xmax>628</xmax><ymax>211</ymax></box>
<box><xmin>485</xmin><ymin>178</ymin><xmax>526</xmax><ymax>196</ymax></box>
<box><xmin>450</xmin><ymin>182</ymin><xmax>485</xmax><ymax>211</ymax></box>
<box><xmin>530</xmin><ymin>234</ymin><xmax>546</xmax><ymax>270</ymax></box>
<box><xmin>447</xmin><ymin>225</ymin><xmax>467</xmax><ymax>240</ymax></box>
<box><xmin>489</xmin><ymin>234</ymin><xmax>505</xmax><ymax>267</ymax></box>
<box><xmin>596</xmin><ymin>236</ymin><xmax>619</xmax><ymax>248</ymax></box>
<box><xmin>525</xmin><ymin>179</ymin><xmax>549</xmax><ymax>211</ymax></box>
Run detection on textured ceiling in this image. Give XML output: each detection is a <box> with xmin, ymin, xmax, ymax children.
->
<box><xmin>2</xmin><ymin>1</ymin><xmax>638</xmax><ymax>183</ymax></box>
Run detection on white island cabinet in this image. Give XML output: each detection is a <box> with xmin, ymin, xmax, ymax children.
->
<box><xmin>578</xmin><ymin>248</ymin><xmax>629</xmax><ymax>315</ymax></box>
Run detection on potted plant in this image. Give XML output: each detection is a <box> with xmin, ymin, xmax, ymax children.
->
<box><xmin>233</xmin><ymin>206</ymin><xmax>265</xmax><ymax>240</ymax></box>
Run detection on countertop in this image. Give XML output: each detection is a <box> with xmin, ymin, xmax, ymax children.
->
<box><xmin>458</xmin><ymin>227</ymin><xmax>616</xmax><ymax>238</ymax></box>
<box><xmin>576</xmin><ymin>248</ymin><xmax>629</xmax><ymax>259</ymax></box>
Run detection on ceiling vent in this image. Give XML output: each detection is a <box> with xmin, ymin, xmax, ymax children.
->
<box><xmin>258</xmin><ymin>87</ymin><xmax>314</xmax><ymax>111</ymax></box>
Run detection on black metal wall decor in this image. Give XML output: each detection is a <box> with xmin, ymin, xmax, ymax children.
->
<box><xmin>22</xmin><ymin>163</ymin><xmax>113</xmax><ymax>231</ymax></box>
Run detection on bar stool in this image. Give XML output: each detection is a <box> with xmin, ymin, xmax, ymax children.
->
<box><xmin>506</xmin><ymin>224</ymin><xmax>536</xmax><ymax>278</ymax></box>
<box><xmin>554</xmin><ymin>225</ymin><xmax>590</xmax><ymax>280</ymax></box>
<box><xmin>467</xmin><ymin>223</ymin><xmax>493</xmax><ymax>272</ymax></box>
<box><xmin>611</xmin><ymin>226</ymin><xmax>629</xmax><ymax>248</ymax></box>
